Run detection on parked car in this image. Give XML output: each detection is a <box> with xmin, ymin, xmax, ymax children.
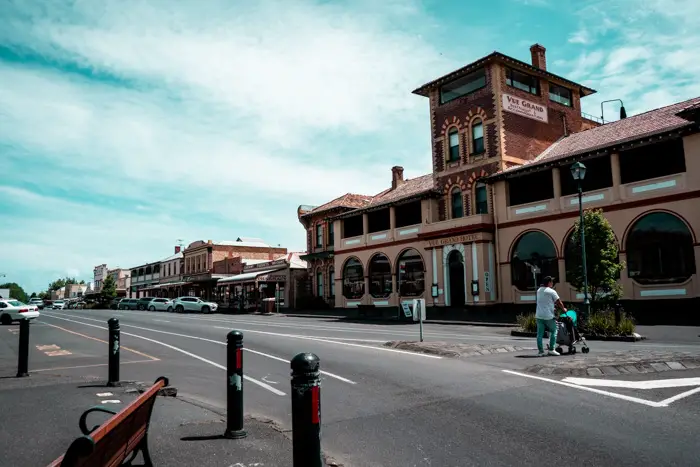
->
<box><xmin>0</xmin><ymin>299</ymin><xmax>40</xmax><ymax>325</ymax></box>
<box><xmin>137</xmin><ymin>297</ymin><xmax>157</xmax><ymax>311</ymax></box>
<box><xmin>173</xmin><ymin>296</ymin><xmax>218</xmax><ymax>314</ymax></box>
<box><xmin>52</xmin><ymin>300</ymin><xmax>66</xmax><ymax>310</ymax></box>
<box><xmin>29</xmin><ymin>298</ymin><xmax>45</xmax><ymax>310</ymax></box>
<box><xmin>147</xmin><ymin>298</ymin><xmax>173</xmax><ymax>312</ymax></box>
<box><xmin>118</xmin><ymin>299</ymin><xmax>139</xmax><ymax>310</ymax></box>
<box><xmin>74</xmin><ymin>301</ymin><xmax>87</xmax><ymax>309</ymax></box>
<box><xmin>110</xmin><ymin>298</ymin><xmax>123</xmax><ymax>310</ymax></box>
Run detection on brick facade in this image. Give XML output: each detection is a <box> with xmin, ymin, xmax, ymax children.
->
<box><xmin>183</xmin><ymin>240</ymin><xmax>287</xmax><ymax>276</ymax></box>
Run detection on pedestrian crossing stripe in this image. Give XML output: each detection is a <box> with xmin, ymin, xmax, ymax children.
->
<box><xmin>45</xmin><ymin>350</ymin><xmax>72</xmax><ymax>356</ymax></box>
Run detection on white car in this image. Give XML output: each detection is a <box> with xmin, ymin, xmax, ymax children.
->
<box><xmin>29</xmin><ymin>298</ymin><xmax>45</xmax><ymax>310</ymax></box>
<box><xmin>0</xmin><ymin>299</ymin><xmax>40</xmax><ymax>325</ymax></box>
<box><xmin>173</xmin><ymin>296</ymin><xmax>218</xmax><ymax>314</ymax></box>
<box><xmin>147</xmin><ymin>298</ymin><xmax>174</xmax><ymax>312</ymax></box>
<box><xmin>52</xmin><ymin>300</ymin><xmax>66</xmax><ymax>309</ymax></box>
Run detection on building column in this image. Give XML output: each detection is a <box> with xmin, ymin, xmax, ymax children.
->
<box><xmin>432</xmin><ymin>248</ymin><xmax>438</xmax><ymax>305</ymax></box>
<box><xmin>389</xmin><ymin>206</ymin><xmax>396</xmax><ymax>233</ymax></box>
<box><xmin>611</xmin><ymin>152</ymin><xmax>621</xmax><ymax>201</ymax></box>
<box><xmin>391</xmin><ymin>272</ymin><xmax>397</xmax><ymax>303</ymax></box>
<box><xmin>364</xmin><ymin>275</ymin><xmax>370</xmax><ymax>304</ymax></box>
<box><xmin>552</xmin><ymin>167</ymin><xmax>562</xmax><ymax>200</ymax></box>
<box><xmin>362</xmin><ymin>213</ymin><xmax>369</xmax><ymax>236</ymax></box>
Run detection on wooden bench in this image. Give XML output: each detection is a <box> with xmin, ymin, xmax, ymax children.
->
<box><xmin>48</xmin><ymin>376</ymin><xmax>169</xmax><ymax>467</ymax></box>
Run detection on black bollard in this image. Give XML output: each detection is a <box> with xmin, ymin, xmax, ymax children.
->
<box><xmin>224</xmin><ymin>330</ymin><xmax>246</xmax><ymax>439</ymax></box>
<box><xmin>290</xmin><ymin>353</ymin><xmax>322</xmax><ymax>467</ymax></box>
<box><xmin>107</xmin><ymin>318</ymin><xmax>120</xmax><ymax>387</ymax></box>
<box><xmin>16</xmin><ymin>317</ymin><xmax>30</xmax><ymax>377</ymax></box>
<box><xmin>614</xmin><ymin>302</ymin><xmax>622</xmax><ymax>326</ymax></box>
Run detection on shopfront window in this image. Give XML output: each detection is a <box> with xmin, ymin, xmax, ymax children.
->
<box><xmin>342</xmin><ymin>258</ymin><xmax>365</xmax><ymax>299</ymax></box>
<box><xmin>626</xmin><ymin>212</ymin><xmax>696</xmax><ymax>284</ymax></box>
<box><xmin>369</xmin><ymin>254</ymin><xmax>392</xmax><ymax>298</ymax></box>
<box><xmin>397</xmin><ymin>249</ymin><xmax>425</xmax><ymax>296</ymax></box>
<box><xmin>511</xmin><ymin>231</ymin><xmax>558</xmax><ymax>291</ymax></box>
<box><xmin>329</xmin><ymin>267</ymin><xmax>335</xmax><ymax>297</ymax></box>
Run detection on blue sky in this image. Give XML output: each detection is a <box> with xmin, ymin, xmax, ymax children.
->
<box><xmin>1</xmin><ymin>0</ymin><xmax>699</xmax><ymax>294</ymax></box>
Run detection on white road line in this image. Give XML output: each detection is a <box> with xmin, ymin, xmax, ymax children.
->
<box><xmin>70</xmin><ymin>308</ymin><xmax>511</xmax><ymax>341</ymax></box>
<box><xmin>153</xmin><ymin>320</ymin><xmax>171</xmax><ymax>323</ymax></box>
<box><xmin>562</xmin><ymin>376</ymin><xmax>700</xmax><ymax>389</ymax></box>
<box><xmin>213</xmin><ymin>326</ymin><xmax>443</xmax><ymax>359</ymax></box>
<box><xmin>43</xmin><ymin>311</ymin><xmax>356</xmax><ymax>385</ymax></box>
<box><xmin>502</xmin><ymin>370</ymin><xmax>666</xmax><ymax>408</ymax></box>
<box><xmin>658</xmin><ymin>386</ymin><xmax>700</xmax><ymax>405</ymax></box>
<box><xmin>41</xmin><ymin>313</ymin><xmax>286</xmax><ymax>396</ymax></box>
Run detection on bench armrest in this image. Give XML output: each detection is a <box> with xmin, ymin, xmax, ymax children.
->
<box><xmin>79</xmin><ymin>406</ymin><xmax>118</xmax><ymax>435</ymax></box>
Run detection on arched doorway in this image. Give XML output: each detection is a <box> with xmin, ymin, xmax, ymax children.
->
<box><xmin>448</xmin><ymin>250</ymin><xmax>465</xmax><ymax>306</ymax></box>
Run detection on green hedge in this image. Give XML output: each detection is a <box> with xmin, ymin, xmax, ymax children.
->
<box><xmin>516</xmin><ymin>308</ymin><xmax>635</xmax><ymax>336</ymax></box>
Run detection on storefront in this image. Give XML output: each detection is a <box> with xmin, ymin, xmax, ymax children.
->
<box><xmin>182</xmin><ymin>273</ymin><xmax>233</xmax><ymax>301</ymax></box>
<box><xmin>216</xmin><ymin>255</ymin><xmax>308</xmax><ymax>312</ymax></box>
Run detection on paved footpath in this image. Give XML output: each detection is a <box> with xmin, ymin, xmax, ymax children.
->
<box><xmin>3</xmin><ymin>309</ymin><xmax>699</xmax><ymax>466</ymax></box>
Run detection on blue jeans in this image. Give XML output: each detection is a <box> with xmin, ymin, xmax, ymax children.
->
<box><xmin>536</xmin><ymin>318</ymin><xmax>557</xmax><ymax>353</ymax></box>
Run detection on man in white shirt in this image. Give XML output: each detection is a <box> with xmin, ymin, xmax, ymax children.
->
<box><xmin>536</xmin><ymin>276</ymin><xmax>567</xmax><ymax>356</ymax></box>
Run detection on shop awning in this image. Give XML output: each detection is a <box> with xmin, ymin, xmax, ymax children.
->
<box><xmin>158</xmin><ymin>281</ymin><xmax>191</xmax><ymax>288</ymax></box>
<box><xmin>218</xmin><ymin>268</ymin><xmax>285</xmax><ymax>284</ymax></box>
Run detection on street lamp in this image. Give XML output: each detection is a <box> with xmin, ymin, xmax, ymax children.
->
<box><xmin>570</xmin><ymin>161</ymin><xmax>590</xmax><ymax>320</ymax></box>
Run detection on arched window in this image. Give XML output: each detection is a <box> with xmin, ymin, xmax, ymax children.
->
<box><xmin>451</xmin><ymin>188</ymin><xmax>464</xmax><ymax>219</ymax></box>
<box><xmin>471</xmin><ymin>119</ymin><xmax>484</xmax><ymax>154</ymax></box>
<box><xmin>511</xmin><ymin>231</ymin><xmax>558</xmax><ymax>291</ymax></box>
<box><xmin>342</xmin><ymin>258</ymin><xmax>364</xmax><ymax>299</ymax></box>
<box><xmin>626</xmin><ymin>212</ymin><xmax>696</xmax><ymax>284</ymax></box>
<box><xmin>448</xmin><ymin>128</ymin><xmax>460</xmax><ymax>162</ymax></box>
<box><xmin>397</xmin><ymin>249</ymin><xmax>425</xmax><ymax>297</ymax></box>
<box><xmin>329</xmin><ymin>267</ymin><xmax>335</xmax><ymax>298</ymax></box>
<box><xmin>475</xmin><ymin>182</ymin><xmax>488</xmax><ymax>214</ymax></box>
<box><xmin>369</xmin><ymin>254</ymin><xmax>392</xmax><ymax>298</ymax></box>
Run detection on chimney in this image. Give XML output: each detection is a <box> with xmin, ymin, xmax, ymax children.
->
<box><xmin>175</xmin><ymin>245</ymin><xmax>181</xmax><ymax>253</ymax></box>
<box><xmin>391</xmin><ymin>166</ymin><xmax>404</xmax><ymax>190</ymax></box>
<box><xmin>530</xmin><ymin>44</ymin><xmax>547</xmax><ymax>71</ymax></box>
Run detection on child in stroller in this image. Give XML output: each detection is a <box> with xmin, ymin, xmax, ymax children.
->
<box><xmin>549</xmin><ymin>310</ymin><xmax>590</xmax><ymax>355</ymax></box>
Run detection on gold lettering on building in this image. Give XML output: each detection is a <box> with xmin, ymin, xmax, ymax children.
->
<box><xmin>427</xmin><ymin>234</ymin><xmax>481</xmax><ymax>247</ymax></box>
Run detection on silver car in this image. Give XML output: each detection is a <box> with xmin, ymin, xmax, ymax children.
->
<box><xmin>172</xmin><ymin>296</ymin><xmax>218</xmax><ymax>314</ymax></box>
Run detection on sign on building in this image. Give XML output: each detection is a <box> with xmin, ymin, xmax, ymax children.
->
<box><xmin>502</xmin><ymin>93</ymin><xmax>548</xmax><ymax>123</ymax></box>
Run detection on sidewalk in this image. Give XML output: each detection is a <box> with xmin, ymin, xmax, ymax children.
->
<box><xmin>0</xmin><ymin>372</ymin><xmax>295</xmax><ymax>466</ymax></box>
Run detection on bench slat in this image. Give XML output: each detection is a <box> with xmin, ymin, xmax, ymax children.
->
<box><xmin>48</xmin><ymin>377</ymin><xmax>168</xmax><ymax>467</ymax></box>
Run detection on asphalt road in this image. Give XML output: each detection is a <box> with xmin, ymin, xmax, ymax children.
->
<box><xmin>33</xmin><ymin>309</ymin><xmax>700</xmax><ymax>467</ymax></box>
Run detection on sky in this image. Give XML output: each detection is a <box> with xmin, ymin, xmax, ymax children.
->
<box><xmin>1</xmin><ymin>0</ymin><xmax>699</xmax><ymax>294</ymax></box>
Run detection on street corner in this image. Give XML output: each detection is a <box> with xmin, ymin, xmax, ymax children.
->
<box><xmin>383</xmin><ymin>340</ymin><xmax>535</xmax><ymax>358</ymax></box>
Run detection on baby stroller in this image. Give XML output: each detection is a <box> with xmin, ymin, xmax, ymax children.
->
<box><xmin>549</xmin><ymin>310</ymin><xmax>589</xmax><ymax>355</ymax></box>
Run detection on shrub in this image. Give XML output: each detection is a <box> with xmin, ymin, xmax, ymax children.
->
<box><xmin>581</xmin><ymin>309</ymin><xmax>636</xmax><ymax>336</ymax></box>
<box><xmin>516</xmin><ymin>313</ymin><xmax>537</xmax><ymax>332</ymax></box>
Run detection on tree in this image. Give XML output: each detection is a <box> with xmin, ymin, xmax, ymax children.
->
<box><xmin>30</xmin><ymin>292</ymin><xmax>37</xmax><ymax>299</ymax></box>
<box><xmin>101</xmin><ymin>274</ymin><xmax>117</xmax><ymax>300</ymax></box>
<box><xmin>79</xmin><ymin>280</ymin><xmax>85</xmax><ymax>285</ymax></box>
<box><xmin>568</xmin><ymin>209</ymin><xmax>624</xmax><ymax>305</ymax></box>
<box><xmin>0</xmin><ymin>282</ymin><xmax>29</xmax><ymax>303</ymax></box>
<box><xmin>48</xmin><ymin>277</ymin><xmax>77</xmax><ymax>292</ymax></box>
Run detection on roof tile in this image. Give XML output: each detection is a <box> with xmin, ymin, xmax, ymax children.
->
<box><xmin>497</xmin><ymin>96</ymin><xmax>700</xmax><ymax>177</ymax></box>
<box><xmin>304</xmin><ymin>193</ymin><xmax>373</xmax><ymax>217</ymax></box>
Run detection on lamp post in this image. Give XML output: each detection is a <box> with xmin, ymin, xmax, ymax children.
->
<box><xmin>570</xmin><ymin>161</ymin><xmax>590</xmax><ymax>320</ymax></box>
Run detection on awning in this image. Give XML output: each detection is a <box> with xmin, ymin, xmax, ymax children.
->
<box><xmin>218</xmin><ymin>268</ymin><xmax>285</xmax><ymax>284</ymax></box>
<box><xmin>158</xmin><ymin>281</ymin><xmax>191</xmax><ymax>288</ymax></box>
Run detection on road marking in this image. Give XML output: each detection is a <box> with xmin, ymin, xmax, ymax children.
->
<box><xmin>502</xmin><ymin>370</ymin><xmax>666</xmax><ymax>408</ymax></box>
<box><xmin>44</xmin><ymin>311</ymin><xmax>357</xmax><ymax>385</ymax></box>
<box><xmin>45</xmin><ymin>350</ymin><xmax>72</xmax><ymax>356</ymax></box>
<box><xmin>213</xmin><ymin>326</ymin><xmax>443</xmax><ymax>359</ymax></box>
<box><xmin>154</xmin><ymin>320</ymin><xmax>171</xmax><ymax>323</ymax></box>
<box><xmin>78</xmin><ymin>308</ymin><xmax>512</xmax><ymax>342</ymax></box>
<box><xmin>562</xmin><ymin>376</ymin><xmax>700</xmax><ymax>389</ymax></box>
<box><xmin>97</xmin><ymin>392</ymin><xmax>113</xmax><ymax>397</ymax></box>
<box><xmin>36</xmin><ymin>344</ymin><xmax>60</xmax><ymax>351</ymax></box>
<box><xmin>41</xmin><ymin>321</ymin><xmax>160</xmax><ymax>361</ymax></box>
<box><xmin>101</xmin><ymin>400</ymin><xmax>121</xmax><ymax>404</ymax></box>
<box><xmin>31</xmin><ymin>360</ymin><xmax>158</xmax><ymax>372</ymax></box>
<box><xmin>42</xmin><ymin>313</ymin><xmax>285</xmax><ymax>396</ymax></box>
<box><xmin>658</xmin><ymin>386</ymin><xmax>700</xmax><ymax>405</ymax></box>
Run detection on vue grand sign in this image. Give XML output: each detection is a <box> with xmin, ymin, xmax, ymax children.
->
<box><xmin>502</xmin><ymin>93</ymin><xmax>548</xmax><ymax>123</ymax></box>
<box><xmin>427</xmin><ymin>233</ymin><xmax>481</xmax><ymax>247</ymax></box>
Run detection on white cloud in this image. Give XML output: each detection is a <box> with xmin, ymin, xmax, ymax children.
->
<box><xmin>0</xmin><ymin>0</ymin><xmax>452</xmax><ymax>292</ymax></box>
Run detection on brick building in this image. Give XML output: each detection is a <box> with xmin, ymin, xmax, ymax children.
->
<box><xmin>297</xmin><ymin>43</ymin><xmax>700</xmax><ymax>324</ymax></box>
<box><xmin>180</xmin><ymin>238</ymin><xmax>287</xmax><ymax>301</ymax></box>
<box><xmin>298</xmin><ymin>195</ymin><xmax>372</xmax><ymax>307</ymax></box>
